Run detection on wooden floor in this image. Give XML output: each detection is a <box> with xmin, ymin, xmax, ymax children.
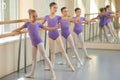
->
<box><xmin>1</xmin><ymin>49</ymin><xmax>120</xmax><ymax>80</ymax></box>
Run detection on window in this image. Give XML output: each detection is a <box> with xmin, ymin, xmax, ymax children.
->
<box><xmin>0</xmin><ymin>0</ymin><xmax>18</xmax><ymax>34</ymax></box>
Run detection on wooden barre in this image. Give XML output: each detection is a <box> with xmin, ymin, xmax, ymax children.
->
<box><xmin>85</xmin><ymin>13</ymin><xmax>98</xmax><ymax>15</ymax></box>
<box><xmin>0</xmin><ymin>17</ymin><xmax>44</xmax><ymax>25</ymax></box>
<box><xmin>0</xmin><ymin>30</ymin><xmax>28</xmax><ymax>38</ymax></box>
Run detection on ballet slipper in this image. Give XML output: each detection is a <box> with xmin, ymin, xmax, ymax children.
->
<box><xmin>57</xmin><ymin>61</ymin><xmax>66</xmax><ymax>65</ymax></box>
<box><xmin>85</xmin><ymin>56</ymin><xmax>92</xmax><ymax>60</ymax></box>
<box><xmin>51</xmin><ymin>75</ymin><xmax>56</xmax><ymax>80</ymax></box>
<box><xmin>80</xmin><ymin>61</ymin><xmax>83</xmax><ymax>65</ymax></box>
<box><xmin>25</xmin><ymin>74</ymin><xmax>34</xmax><ymax>78</ymax></box>
<box><xmin>72</xmin><ymin>55</ymin><xmax>76</xmax><ymax>58</ymax></box>
<box><xmin>44</xmin><ymin>67</ymin><xmax>51</xmax><ymax>71</ymax></box>
<box><xmin>68</xmin><ymin>64</ymin><xmax>75</xmax><ymax>72</ymax></box>
<box><xmin>77</xmin><ymin>62</ymin><xmax>81</xmax><ymax>68</ymax></box>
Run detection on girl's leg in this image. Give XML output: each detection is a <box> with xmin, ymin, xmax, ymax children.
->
<box><xmin>58</xmin><ymin>36</ymin><xmax>66</xmax><ymax>64</ymax></box>
<box><xmin>109</xmin><ymin>22</ymin><xmax>118</xmax><ymax>39</ymax></box>
<box><xmin>61</xmin><ymin>36</ymin><xmax>66</xmax><ymax>49</ymax></box>
<box><xmin>49</xmin><ymin>38</ymin><xmax>55</xmax><ymax>67</ymax></box>
<box><xmin>78</xmin><ymin>33</ymin><xmax>91</xmax><ymax>59</ymax></box>
<box><xmin>67</xmin><ymin>34</ymin><xmax>82</xmax><ymax>65</ymax></box>
<box><xmin>73</xmin><ymin>33</ymin><xmax>78</xmax><ymax>51</ymax></box>
<box><xmin>99</xmin><ymin>27</ymin><xmax>102</xmax><ymax>42</ymax></box>
<box><xmin>56</xmin><ymin>36</ymin><xmax>75</xmax><ymax>71</ymax></box>
<box><xmin>106</xmin><ymin>23</ymin><xmax>116</xmax><ymax>40</ymax></box>
<box><xmin>26</xmin><ymin>46</ymin><xmax>37</xmax><ymax>78</ymax></box>
<box><xmin>103</xmin><ymin>26</ymin><xmax>109</xmax><ymax>42</ymax></box>
<box><xmin>44</xmin><ymin>38</ymin><xmax>55</xmax><ymax>71</ymax></box>
<box><xmin>37</xmin><ymin>43</ymin><xmax>56</xmax><ymax>80</ymax></box>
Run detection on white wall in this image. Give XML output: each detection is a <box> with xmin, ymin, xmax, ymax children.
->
<box><xmin>0</xmin><ymin>37</ymin><xmax>32</xmax><ymax>77</ymax></box>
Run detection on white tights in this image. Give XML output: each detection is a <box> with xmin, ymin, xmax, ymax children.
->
<box><xmin>49</xmin><ymin>36</ymin><xmax>73</xmax><ymax>68</ymax></box>
<box><xmin>99</xmin><ymin>26</ymin><xmax>109</xmax><ymax>41</ymax></box>
<box><xmin>62</xmin><ymin>34</ymin><xmax>82</xmax><ymax>63</ymax></box>
<box><xmin>74</xmin><ymin>33</ymin><xmax>89</xmax><ymax>56</ymax></box>
<box><xmin>106</xmin><ymin>22</ymin><xmax>118</xmax><ymax>40</ymax></box>
<box><xmin>30</xmin><ymin>43</ymin><xmax>55</xmax><ymax>76</ymax></box>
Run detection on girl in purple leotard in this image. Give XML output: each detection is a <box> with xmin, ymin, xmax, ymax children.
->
<box><xmin>12</xmin><ymin>9</ymin><xmax>59</xmax><ymax>80</ymax></box>
<box><xmin>105</xmin><ymin>5</ymin><xmax>119</xmax><ymax>41</ymax></box>
<box><xmin>73</xmin><ymin>8</ymin><xmax>91</xmax><ymax>59</ymax></box>
<box><xmin>92</xmin><ymin>8</ymin><xmax>110</xmax><ymax>42</ymax></box>
<box><xmin>60</xmin><ymin>7</ymin><xmax>82</xmax><ymax>67</ymax></box>
<box><xmin>42</xmin><ymin>2</ymin><xmax>75</xmax><ymax>72</ymax></box>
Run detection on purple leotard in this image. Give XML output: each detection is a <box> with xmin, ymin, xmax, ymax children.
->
<box><xmin>23</xmin><ymin>22</ymin><xmax>43</xmax><ymax>47</ymax></box>
<box><xmin>106</xmin><ymin>11</ymin><xmax>113</xmax><ymax>24</ymax></box>
<box><xmin>73</xmin><ymin>17</ymin><xmax>86</xmax><ymax>35</ymax></box>
<box><xmin>44</xmin><ymin>15</ymin><xmax>61</xmax><ymax>40</ymax></box>
<box><xmin>59</xmin><ymin>20</ymin><xmax>71</xmax><ymax>39</ymax></box>
<box><xmin>98</xmin><ymin>14</ymin><xmax>108</xmax><ymax>27</ymax></box>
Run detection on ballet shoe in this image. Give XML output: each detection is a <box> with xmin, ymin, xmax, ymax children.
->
<box><xmin>80</xmin><ymin>61</ymin><xmax>83</xmax><ymax>65</ymax></box>
<box><xmin>68</xmin><ymin>64</ymin><xmax>75</xmax><ymax>72</ymax></box>
<box><xmin>72</xmin><ymin>55</ymin><xmax>76</xmax><ymax>58</ymax></box>
<box><xmin>51</xmin><ymin>75</ymin><xmax>56</xmax><ymax>80</ymax></box>
<box><xmin>77</xmin><ymin>63</ymin><xmax>81</xmax><ymax>68</ymax></box>
<box><xmin>44</xmin><ymin>67</ymin><xmax>50</xmax><ymax>71</ymax></box>
<box><xmin>25</xmin><ymin>74</ymin><xmax>34</xmax><ymax>78</ymax></box>
<box><xmin>57</xmin><ymin>62</ymin><xmax>66</xmax><ymax>65</ymax></box>
<box><xmin>85</xmin><ymin>56</ymin><xmax>92</xmax><ymax>60</ymax></box>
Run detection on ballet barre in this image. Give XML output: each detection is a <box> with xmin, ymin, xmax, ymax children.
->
<box><xmin>0</xmin><ymin>17</ymin><xmax>43</xmax><ymax>25</ymax></box>
<box><xmin>0</xmin><ymin>30</ymin><xmax>27</xmax><ymax>38</ymax></box>
<box><xmin>85</xmin><ymin>13</ymin><xmax>98</xmax><ymax>15</ymax></box>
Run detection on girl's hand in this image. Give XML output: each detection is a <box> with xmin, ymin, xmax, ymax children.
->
<box><xmin>56</xmin><ymin>23</ymin><xmax>61</xmax><ymax>29</ymax></box>
<box><xmin>75</xmin><ymin>19</ymin><xmax>82</xmax><ymax>24</ymax></box>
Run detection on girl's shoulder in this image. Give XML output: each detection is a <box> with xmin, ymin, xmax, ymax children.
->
<box><xmin>24</xmin><ymin>22</ymin><xmax>30</xmax><ymax>25</ymax></box>
<box><xmin>80</xmin><ymin>16</ymin><xmax>84</xmax><ymax>18</ymax></box>
<box><xmin>80</xmin><ymin>16</ymin><xmax>85</xmax><ymax>19</ymax></box>
<box><xmin>45</xmin><ymin>15</ymin><xmax>49</xmax><ymax>18</ymax></box>
<box><xmin>56</xmin><ymin>15</ymin><xmax>61</xmax><ymax>18</ymax></box>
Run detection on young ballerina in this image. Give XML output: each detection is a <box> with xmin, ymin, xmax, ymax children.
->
<box><xmin>105</xmin><ymin>5</ymin><xmax>119</xmax><ymax>40</ymax></box>
<box><xmin>12</xmin><ymin>9</ymin><xmax>59</xmax><ymax>80</ymax></box>
<box><xmin>42</xmin><ymin>2</ymin><xmax>75</xmax><ymax>71</ymax></box>
<box><xmin>59</xmin><ymin>7</ymin><xmax>83</xmax><ymax>67</ymax></box>
<box><xmin>92</xmin><ymin>8</ymin><xmax>109</xmax><ymax>42</ymax></box>
<box><xmin>73</xmin><ymin>8</ymin><xmax>92</xmax><ymax>59</ymax></box>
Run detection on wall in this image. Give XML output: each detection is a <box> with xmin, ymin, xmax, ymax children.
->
<box><xmin>114</xmin><ymin>0</ymin><xmax>120</xmax><ymax>28</ymax></box>
<box><xmin>0</xmin><ymin>37</ymin><xmax>34</xmax><ymax>77</ymax></box>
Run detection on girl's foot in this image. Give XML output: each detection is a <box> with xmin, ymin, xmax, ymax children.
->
<box><xmin>51</xmin><ymin>75</ymin><xmax>56</xmax><ymax>80</ymax></box>
<box><xmin>85</xmin><ymin>55</ymin><xmax>92</xmax><ymax>60</ymax></box>
<box><xmin>44</xmin><ymin>67</ymin><xmax>50</xmax><ymax>71</ymax></box>
<box><xmin>68</xmin><ymin>64</ymin><xmax>75</xmax><ymax>72</ymax></box>
<box><xmin>72</xmin><ymin>55</ymin><xmax>76</xmax><ymax>58</ymax></box>
<box><xmin>77</xmin><ymin>62</ymin><xmax>81</xmax><ymax>68</ymax></box>
<box><xmin>25</xmin><ymin>74</ymin><xmax>34</xmax><ymax>78</ymax></box>
<box><xmin>57</xmin><ymin>61</ymin><xmax>66</xmax><ymax>65</ymax></box>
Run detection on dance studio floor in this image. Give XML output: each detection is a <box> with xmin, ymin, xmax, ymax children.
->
<box><xmin>1</xmin><ymin>49</ymin><xmax>120</xmax><ymax>80</ymax></box>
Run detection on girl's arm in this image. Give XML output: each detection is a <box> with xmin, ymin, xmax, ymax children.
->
<box><xmin>79</xmin><ymin>18</ymin><xmax>97</xmax><ymax>25</ymax></box>
<box><xmin>76</xmin><ymin>20</ymin><xmax>87</xmax><ymax>24</ymax></box>
<box><xmin>61</xmin><ymin>16</ymin><xmax>84</xmax><ymax>24</ymax></box>
<box><xmin>106</xmin><ymin>14</ymin><xmax>120</xmax><ymax>19</ymax></box>
<box><xmin>91</xmin><ymin>16</ymin><xmax>99</xmax><ymax>20</ymax></box>
<box><xmin>42</xmin><ymin>24</ymin><xmax>60</xmax><ymax>31</ymax></box>
<box><xmin>41</xmin><ymin>19</ymin><xmax>46</xmax><ymax>24</ymax></box>
<box><xmin>12</xmin><ymin>26</ymin><xmax>24</xmax><ymax>32</ymax></box>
